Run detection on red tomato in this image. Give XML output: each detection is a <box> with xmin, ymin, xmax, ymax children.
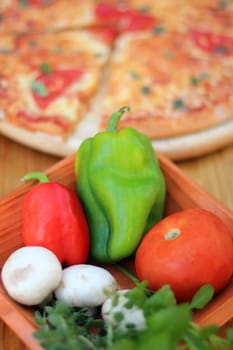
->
<box><xmin>135</xmin><ymin>208</ymin><xmax>233</xmax><ymax>302</ymax></box>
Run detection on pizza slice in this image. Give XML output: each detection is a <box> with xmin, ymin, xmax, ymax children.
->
<box><xmin>93</xmin><ymin>1</ymin><xmax>157</xmax><ymax>33</ymax></box>
<box><xmin>0</xmin><ymin>0</ymin><xmax>95</xmax><ymax>34</ymax></box>
<box><xmin>0</xmin><ymin>29</ymin><xmax>113</xmax><ymax>138</ymax></box>
<box><xmin>15</xmin><ymin>28</ymin><xmax>115</xmax><ymax>62</ymax></box>
<box><xmin>98</xmin><ymin>30</ymin><xmax>233</xmax><ymax>139</ymax></box>
<box><xmin>0</xmin><ymin>0</ymin><xmax>156</xmax><ymax>35</ymax></box>
<box><xmin>120</xmin><ymin>0</ymin><xmax>233</xmax><ymax>35</ymax></box>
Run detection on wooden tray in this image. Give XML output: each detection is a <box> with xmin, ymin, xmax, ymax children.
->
<box><xmin>0</xmin><ymin>152</ymin><xmax>233</xmax><ymax>350</ymax></box>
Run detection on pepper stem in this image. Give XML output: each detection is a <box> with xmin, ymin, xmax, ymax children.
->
<box><xmin>106</xmin><ymin>106</ymin><xmax>130</xmax><ymax>132</ymax></box>
<box><xmin>21</xmin><ymin>171</ymin><xmax>49</xmax><ymax>184</ymax></box>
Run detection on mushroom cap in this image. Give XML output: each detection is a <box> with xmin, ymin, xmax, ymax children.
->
<box><xmin>55</xmin><ymin>264</ymin><xmax>118</xmax><ymax>307</ymax></box>
<box><xmin>1</xmin><ymin>246</ymin><xmax>62</xmax><ymax>305</ymax></box>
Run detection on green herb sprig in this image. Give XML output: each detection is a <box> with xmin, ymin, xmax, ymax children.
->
<box><xmin>34</xmin><ymin>280</ymin><xmax>233</xmax><ymax>350</ymax></box>
<box><xmin>30</xmin><ymin>81</ymin><xmax>48</xmax><ymax>97</ymax></box>
<box><xmin>40</xmin><ymin>62</ymin><xmax>52</xmax><ymax>75</ymax></box>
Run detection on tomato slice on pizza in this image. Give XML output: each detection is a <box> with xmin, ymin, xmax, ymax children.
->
<box><xmin>86</xmin><ymin>28</ymin><xmax>117</xmax><ymax>45</ymax></box>
<box><xmin>31</xmin><ymin>69</ymin><xmax>83</xmax><ymax>109</ymax></box>
<box><xmin>0</xmin><ymin>49</ymin><xmax>105</xmax><ymax>137</ymax></box>
<box><xmin>95</xmin><ymin>3</ymin><xmax>156</xmax><ymax>32</ymax></box>
<box><xmin>190</xmin><ymin>30</ymin><xmax>233</xmax><ymax>55</ymax></box>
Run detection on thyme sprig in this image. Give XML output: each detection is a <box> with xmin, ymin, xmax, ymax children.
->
<box><xmin>34</xmin><ymin>282</ymin><xmax>233</xmax><ymax>350</ymax></box>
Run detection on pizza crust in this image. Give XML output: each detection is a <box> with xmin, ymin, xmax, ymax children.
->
<box><xmin>151</xmin><ymin>120</ymin><xmax>233</xmax><ymax>160</ymax></box>
<box><xmin>1</xmin><ymin>117</ymin><xmax>233</xmax><ymax>161</ymax></box>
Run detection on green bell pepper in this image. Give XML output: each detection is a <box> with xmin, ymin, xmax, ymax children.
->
<box><xmin>75</xmin><ymin>106</ymin><xmax>166</xmax><ymax>263</ymax></box>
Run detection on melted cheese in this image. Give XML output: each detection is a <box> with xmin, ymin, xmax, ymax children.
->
<box><xmin>102</xmin><ymin>31</ymin><xmax>233</xmax><ymax>120</ymax></box>
<box><xmin>0</xmin><ymin>109</ymin><xmax>6</xmax><ymax>119</ymax></box>
<box><xmin>12</xmin><ymin>68</ymin><xmax>99</xmax><ymax>123</ymax></box>
<box><xmin>45</xmin><ymin>97</ymin><xmax>81</xmax><ymax>122</ymax></box>
<box><xmin>18</xmin><ymin>30</ymin><xmax>111</xmax><ymax>66</ymax></box>
<box><xmin>0</xmin><ymin>1</ymin><xmax>95</xmax><ymax>33</ymax></box>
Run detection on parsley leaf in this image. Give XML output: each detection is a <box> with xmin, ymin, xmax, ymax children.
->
<box><xmin>128</xmin><ymin>71</ymin><xmax>140</xmax><ymax>80</ymax></box>
<box><xmin>138</xmin><ymin>5</ymin><xmax>151</xmax><ymax>13</ymax></box>
<box><xmin>141</xmin><ymin>85</ymin><xmax>151</xmax><ymax>95</ymax></box>
<box><xmin>31</xmin><ymin>80</ymin><xmax>48</xmax><ymax>97</ymax></box>
<box><xmin>173</xmin><ymin>98</ymin><xmax>185</xmax><ymax>110</ymax></box>
<box><xmin>190</xmin><ymin>76</ymin><xmax>200</xmax><ymax>86</ymax></box>
<box><xmin>153</xmin><ymin>25</ymin><xmax>166</xmax><ymax>35</ymax></box>
<box><xmin>219</xmin><ymin>0</ymin><xmax>229</xmax><ymax>9</ymax></box>
<box><xmin>190</xmin><ymin>72</ymin><xmax>210</xmax><ymax>86</ymax></box>
<box><xmin>190</xmin><ymin>284</ymin><xmax>215</xmax><ymax>310</ymax></box>
<box><xmin>19</xmin><ymin>0</ymin><xmax>28</xmax><ymax>7</ymax></box>
<box><xmin>214</xmin><ymin>45</ymin><xmax>228</xmax><ymax>54</ymax></box>
<box><xmin>34</xmin><ymin>283</ymin><xmax>233</xmax><ymax>350</ymax></box>
<box><xmin>28</xmin><ymin>39</ymin><xmax>38</xmax><ymax>47</ymax></box>
<box><xmin>40</xmin><ymin>62</ymin><xmax>52</xmax><ymax>75</ymax></box>
<box><xmin>163</xmin><ymin>49</ymin><xmax>174</xmax><ymax>59</ymax></box>
<box><xmin>0</xmin><ymin>48</ymin><xmax>13</xmax><ymax>54</ymax></box>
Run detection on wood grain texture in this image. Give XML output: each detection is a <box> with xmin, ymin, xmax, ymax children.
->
<box><xmin>0</xmin><ymin>134</ymin><xmax>233</xmax><ymax>350</ymax></box>
<box><xmin>0</xmin><ymin>135</ymin><xmax>59</xmax><ymax>200</ymax></box>
<box><xmin>178</xmin><ymin>145</ymin><xmax>233</xmax><ymax>211</ymax></box>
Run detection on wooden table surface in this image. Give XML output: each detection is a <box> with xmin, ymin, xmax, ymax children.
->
<box><xmin>0</xmin><ymin>133</ymin><xmax>233</xmax><ymax>349</ymax></box>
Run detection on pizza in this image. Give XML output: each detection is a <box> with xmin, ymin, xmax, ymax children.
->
<box><xmin>99</xmin><ymin>30</ymin><xmax>233</xmax><ymax>138</ymax></box>
<box><xmin>0</xmin><ymin>28</ymin><xmax>113</xmax><ymax>136</ymax></box>
<box><xmin>0</xmin><ymin>0</ymin><xmax>233</xmax><ymax>142</ymax></box>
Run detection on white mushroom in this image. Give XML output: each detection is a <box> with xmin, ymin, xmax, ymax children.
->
<box><xmin>1</xmin><ymin>246</ymin><xmax>62</xmax><ymax>306</ymax></box>
<box><xmin>102</xmin><ymin>289</ymin><xmax>146</xmax><ymax>331</ymax></box>
<box><xmin>54</xmin><ymin>264</ymin><xmax>118</xmax><ymax>307</ymax></box>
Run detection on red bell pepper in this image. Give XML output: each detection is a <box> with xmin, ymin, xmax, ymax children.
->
<box><xmin>22</xmin><ymin>172</ymin><xmax>89</xmax><ymax>265</ymax></box>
